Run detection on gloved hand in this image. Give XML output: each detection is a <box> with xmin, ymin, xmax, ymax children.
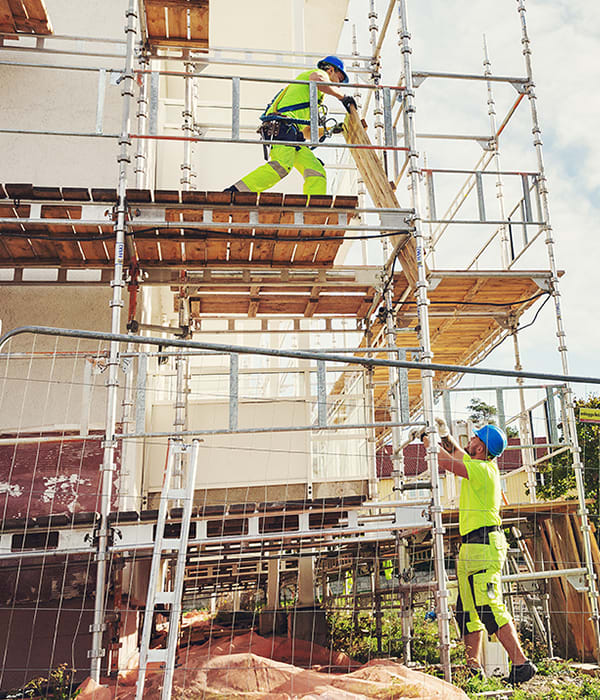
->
<box><xmin>407</xmin><ymin>426</ymin><xmax>427</xmax><ymax>442</ymax></box>
<box><xmin>435</xmin><ymin>417</ymin><xmax>450</xmax><ymax>437</ymax></box>
<box><xmin>341</xmin><ymin>95</ymin><xmax>357</xmax><ymax>112</ymax></box>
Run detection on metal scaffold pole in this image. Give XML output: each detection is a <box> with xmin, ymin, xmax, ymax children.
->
<box><xmin>367</xmin><ymin>0</ymin><xmax>385</xmax><ymax>161</ymax></box>
<box><xmin>483</xmin><ymin>40</ymin><xmax>537</xmax><ymax>499</ymax></box>
<box><xmin>482</xmin><ymin>36</ymin><xmax>511</xmax><ymax>268</ymax></box>
<box><xmin>90</xmin><ymin>0</ymin><xmax>138</xmax><ymax>681</ymax></box>
<box><xmin>516</xmin><ymin>0</ymin><xmax>600</xmax><ymax>654</ymax></box>
<box><xmin>511</xmin><ymin>324</ymin><xmax>537</xmax><ymax>502</ymax></box>
<box><xmin>380</xmin><ymin>274</ymin><xmax>407</xmax><ymax>494</ymax></box>
<box><xmin>134</xmin><ymin>51</ymin><xmax>149</xmax><ymax>189</ymax></box>
<box><xmin>181</xmin><ymin>51</ymin><xmax>196</xmax><ymax>190</ymax></box>
<box><xmin>397</xmin><ymin>0</ymin><xmax>452</xmax><ymax>681</ymax></box>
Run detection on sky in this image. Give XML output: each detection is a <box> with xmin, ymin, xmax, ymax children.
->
<box><xmin>336</xmin><ymin>0</ymin><xmax>600</xmax><ymax>422</ymax></box>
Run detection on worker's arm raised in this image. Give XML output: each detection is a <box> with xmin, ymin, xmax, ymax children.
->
<box><xmin>423</xmin><ymin>418</ymin><xmax>469</xmax><ymax>479</ymax></box>
<box><xmin>308</xmin><ymin>71</ymin><xmax>347</xmax><ymax>101</ymax></box>
<box><xmin>437</xmin><ymin>435</ymin><xmax>469</xmax><ymax>479</ymax></box>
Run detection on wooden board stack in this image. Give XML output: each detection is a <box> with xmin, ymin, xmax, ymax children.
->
<box><xmin>343</xmin><ymin>105</ymin><xmax>419</xmax><ymax>289</ymax></box>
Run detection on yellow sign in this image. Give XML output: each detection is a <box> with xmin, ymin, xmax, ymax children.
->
<box><xmin>579</xmin><ymin>407</ymin><xmax>600</xmax><ymax>424</ymax></box>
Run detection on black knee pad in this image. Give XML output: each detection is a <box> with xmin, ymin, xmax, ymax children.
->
<box><xmin>477</xmin><ymin>604</ymin><xmax>499</xmax><ymax>636</ymax></box>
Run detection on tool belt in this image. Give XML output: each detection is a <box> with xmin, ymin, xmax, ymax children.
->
<box><xmin>258</xmin><ymin>119</ymin><xmax>305</xmax><ymax>160</ymax></box>
<box><xmin>461</xmin><ymin>525</ymin><xmax>502</xmax><ymax>544</ymax></box>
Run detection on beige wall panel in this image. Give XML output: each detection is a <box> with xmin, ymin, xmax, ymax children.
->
<box><xmin>0</xmin><ymin>287</ymin><xmax>124</xmax><ymax>431</ymax></box>
<box><xmin>145</xmin><ymin>399</ymin><xmax>311</xmax><ymax>491</ymax></box>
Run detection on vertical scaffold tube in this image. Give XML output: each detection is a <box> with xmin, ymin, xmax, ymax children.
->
<box><xmin>181</xmin><ymin>54</ymin><xmax>195</xmax><ymax>190</ymax></box>
<box><xmin>352</xmin><ymin>23</ymin><xmax>368</xmax><ymax>265</ymax></box>
<box><xmin>90</xmin><ymin>0</ymin><xmax>138</xmax><ymax>681</ymax></box>
<box><xmin>482</xmin><ymin>36</ymin><xmax>511</xmax><ymax>268</ymax></box>
<box><xmin>516</xmin><ymin>0</ymin><xmax>600</xmax><ymax>655</ymax></box>
<box><xmin>368</xmin><ymin>0</ymin><xmax>385</xmax><ymax>161</ymax></box>
<box><xmin>484</xmin><ymin>38</ymin><xmax>537</xmax><ymax>500</ymax></box>
<box><xmin>134</xmin><ymin>53</ymin><xmax>149</xmax><ymax>189</ymax></box>
<box><xmin>511</xmin><ymin>326</ymin><xmax>537</xmax><ymax>501</ymax></box>
<box><xmin>174</xmin><ymin>53</ymin><xmax>194</xmax><ymax>494</ymax></box>
<box><xmin>397</xmin><ymin>0</ymin><xmax>452</xmax><ymax>681</ymax></box>
<box><xmin>381</xmin><ymin>277</ymin><xmax>406</xmax><ymax>493</ymax></box>
<box><xmin>367</xmin><ymin>0</ymin><xmax>406</xmax><ymax>497</ymax></box>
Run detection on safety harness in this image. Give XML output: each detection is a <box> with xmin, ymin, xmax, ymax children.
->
<box><xmin>258</xmin><ymin>86</ymin><xmax>342</xmax><ymax>160</ymax></box>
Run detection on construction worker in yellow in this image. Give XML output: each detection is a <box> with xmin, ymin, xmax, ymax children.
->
<box><xmin>225</xmin><ymin>56</ymin><xmax>356</xmax><ymax>196</ymax></box>
<box><xmin>418</xmin><ymin>419</ymin><xmax>537</xmax><ymax>685</ymax></box>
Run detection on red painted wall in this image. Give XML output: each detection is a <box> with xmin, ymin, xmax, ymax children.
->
<box><xmin>0</xmin><ymin>433</ymin><xmax>119</xmax><ymax>521</ymax></box>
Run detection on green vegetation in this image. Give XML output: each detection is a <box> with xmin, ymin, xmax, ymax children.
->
<box><xmin>328</xmin><ymin>606</ymin><xmax>600</xmax><ymax>698</ymax></box>
<box><xmin>23</xmin><ymin>664</ymin><xmax>81</xmax><ymax>699</ymax></box>
<box><xmin>538</xmin><ymin>395</ymin><xmax>600</xmax><ymax>524</ymax></box>
<box><xmin>455</xmin><ymin>657</ymin><xmax>600</xmax><ymax>699</ymax></box>
<box><xmin>467</xmin><ymin>397</ymin><xmax>519</xmax><ymax>437</ymax></box>
<box><xmin>327</xmin><ymin>607</ymin><xmax>463</xmax><ymax>666</ymax></box>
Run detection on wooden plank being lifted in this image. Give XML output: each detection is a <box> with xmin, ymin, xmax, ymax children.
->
<box><xmin>343</xmin><ymin>105</ymin><xmax>418</xmax><ymax>288</ymax></box>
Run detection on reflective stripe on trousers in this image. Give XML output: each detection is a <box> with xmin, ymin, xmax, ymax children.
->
<box><xmin>234</xmin><ymin>143</ymin><xmax>327</xmax><ymax>195</ymax></box>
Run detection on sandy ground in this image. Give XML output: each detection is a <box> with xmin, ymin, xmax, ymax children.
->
<box><xmin>76</xmin><ymin>626</ymin><xmax>468</xmax><ymax>700</ymax></box>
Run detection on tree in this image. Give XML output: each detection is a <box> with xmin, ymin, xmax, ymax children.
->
<box><xmin>537</xmin><ymin>395</ymin><xmax>600</xmax><ymax>526</ymax></box>
<box><xmin>467</xmin><ymin>397</ymin><xmax>518</xmax><ymax>437</ymax></box>
<box><xmin>467</xmin><ymin>398</ymin><xmax>497</xmax><ymax>427</ymax></box>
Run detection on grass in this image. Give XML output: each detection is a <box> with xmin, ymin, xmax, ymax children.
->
<box><xmin>453</xmin><ymin>657</ymin><xmax>600</xmax><ymax>699</ymax></box>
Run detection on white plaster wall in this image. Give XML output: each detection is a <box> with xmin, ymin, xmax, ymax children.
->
<box><xmin>145</xmin><ymin>400</ymin><xmax>312</xmax><ymax>491</ymax></box>
<box><xmin>0</xmin><ymin>286</ymin><xmax>124</xmax><ymax>431</ymax></box>
<box><xmin>0</xmin><ymin>0</ymin><xmax>128</xmax><ymax>187</ymax></box>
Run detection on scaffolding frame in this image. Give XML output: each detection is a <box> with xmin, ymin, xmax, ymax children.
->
<box><xmin>0</xmin><ymin>0</ymin><xmax>599</xmax><ymax>691</ymax></box>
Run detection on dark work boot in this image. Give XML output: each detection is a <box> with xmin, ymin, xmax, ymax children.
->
<box><xmin>465</xmin><ymin>665</ymin><xmax>485</xmax><ymax>681</ymax></box>
<box><xmin>504</xmin><ymin>660</ymin><xmax>537</xmax><ymax>684</ymax></box>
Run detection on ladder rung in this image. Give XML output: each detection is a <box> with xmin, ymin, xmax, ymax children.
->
<box><xmin>155</xmin><ymin>591</ymin><xmax>176</xmax><ymax>606</ymax></box>
<box><xmin>147</xmin><ymin>648</ymin><xmax>167</xmax><ymax>664</ymax></box>
<box><xmin>166</xmin><ymin>489</ymin><xmax>186</xmax><ymax>500</ymax></box>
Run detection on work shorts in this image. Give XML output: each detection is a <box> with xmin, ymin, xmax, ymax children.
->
<box><xmin>455</xmin><ymin>530</ymin><xmax>512</xmax><ymax>636</ymax></box>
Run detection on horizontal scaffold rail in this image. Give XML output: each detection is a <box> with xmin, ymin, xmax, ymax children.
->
<box><xmin>0</xmin><ymin>497</ymin><xmax>431</xmax><ymax>562</ymax></box>
<box><xmin>2</xmin><ymin>325</ymin><xmax>600</xmax><ymax>387</ymax></box>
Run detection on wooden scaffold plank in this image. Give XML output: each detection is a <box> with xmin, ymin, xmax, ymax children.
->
<box><xmin>253</xmin><ymin>192</ymin><xmax>284</xmax><ymax>263</ymax></box>
<box><xmin>343</xmin><ymin>105</ymin><xmax>418</xmax><ymax>288</ymax></box>
<box><xmin>0</xmin><ymin>203</ymin><xmax>34</xmax><ymax>260</ymax></box>
<box><xmin>0</xmin><ymin>0</ymin><xmax>17</xmax><ymax>34</ymax></box>
<box><xmin>229</xmin><ymin>191</ymin><xmax>256</xmax><ymax>262</ymax></box>
<box><xmin>39</xmin><ymin>204</ymin><xmax>83</xmax><ymax>263</ymax></box>
<box><xmin>1</xmin><ymin>0</ymin><xmax>52</xmax><ymax>34</ymax></box>
<box><xmin>143</xmin><ymin>0</ymin><xmax>208</xmax><ymax>49</ymax></box>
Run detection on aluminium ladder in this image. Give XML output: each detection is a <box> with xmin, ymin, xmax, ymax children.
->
<box><xmin>136</xmin><ymin>439</ymin><xmax>200</xmax><ymax>700</ymax></box>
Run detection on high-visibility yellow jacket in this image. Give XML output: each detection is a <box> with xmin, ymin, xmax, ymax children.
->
<box><xmin>263</xmin><ymin>68</ymin><xmax>328</xmax><ymax>127</ymax></box>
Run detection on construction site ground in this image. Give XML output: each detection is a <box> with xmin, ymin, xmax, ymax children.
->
<box><xmin>59</xmin><ymin>611</ymin><xmax>600</xmax><ymax>700</ymax></box>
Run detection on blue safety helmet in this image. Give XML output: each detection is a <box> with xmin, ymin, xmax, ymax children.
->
<box><xmin>475</xmin><ymin>424</ymin><xmax>508</xmax><ymax>458</ymax></box>
<box><xmin>317</xmin><ymin>55</ymin><xmax>349</xmax><ymax>83</ymax></box>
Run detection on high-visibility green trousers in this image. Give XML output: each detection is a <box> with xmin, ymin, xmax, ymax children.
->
<box><xmin>455</xmin><ymin>531</ymin><xmax>512</xmax><ymax>636</ymax></box>
<box><xmin>234</xmin><ymin>143</ymin><xmax>327</xmax><ymax>195</ymax></box>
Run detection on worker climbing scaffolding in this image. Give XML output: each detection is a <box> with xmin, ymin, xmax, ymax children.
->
<box><xmin>225</xmin><ymin>56</ymin><xmax>356</xmax><ymax>196</ymax></box>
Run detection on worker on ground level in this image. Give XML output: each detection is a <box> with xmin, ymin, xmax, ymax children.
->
<box><xmin>415</xmin><ymin>419</ymin><xmax>537</xmax><ymax>685</ymax></box>
<box><xmin>224</xmin><ymin>56</ymin><xmax>357</xmax><ymax>196</ymax></box>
